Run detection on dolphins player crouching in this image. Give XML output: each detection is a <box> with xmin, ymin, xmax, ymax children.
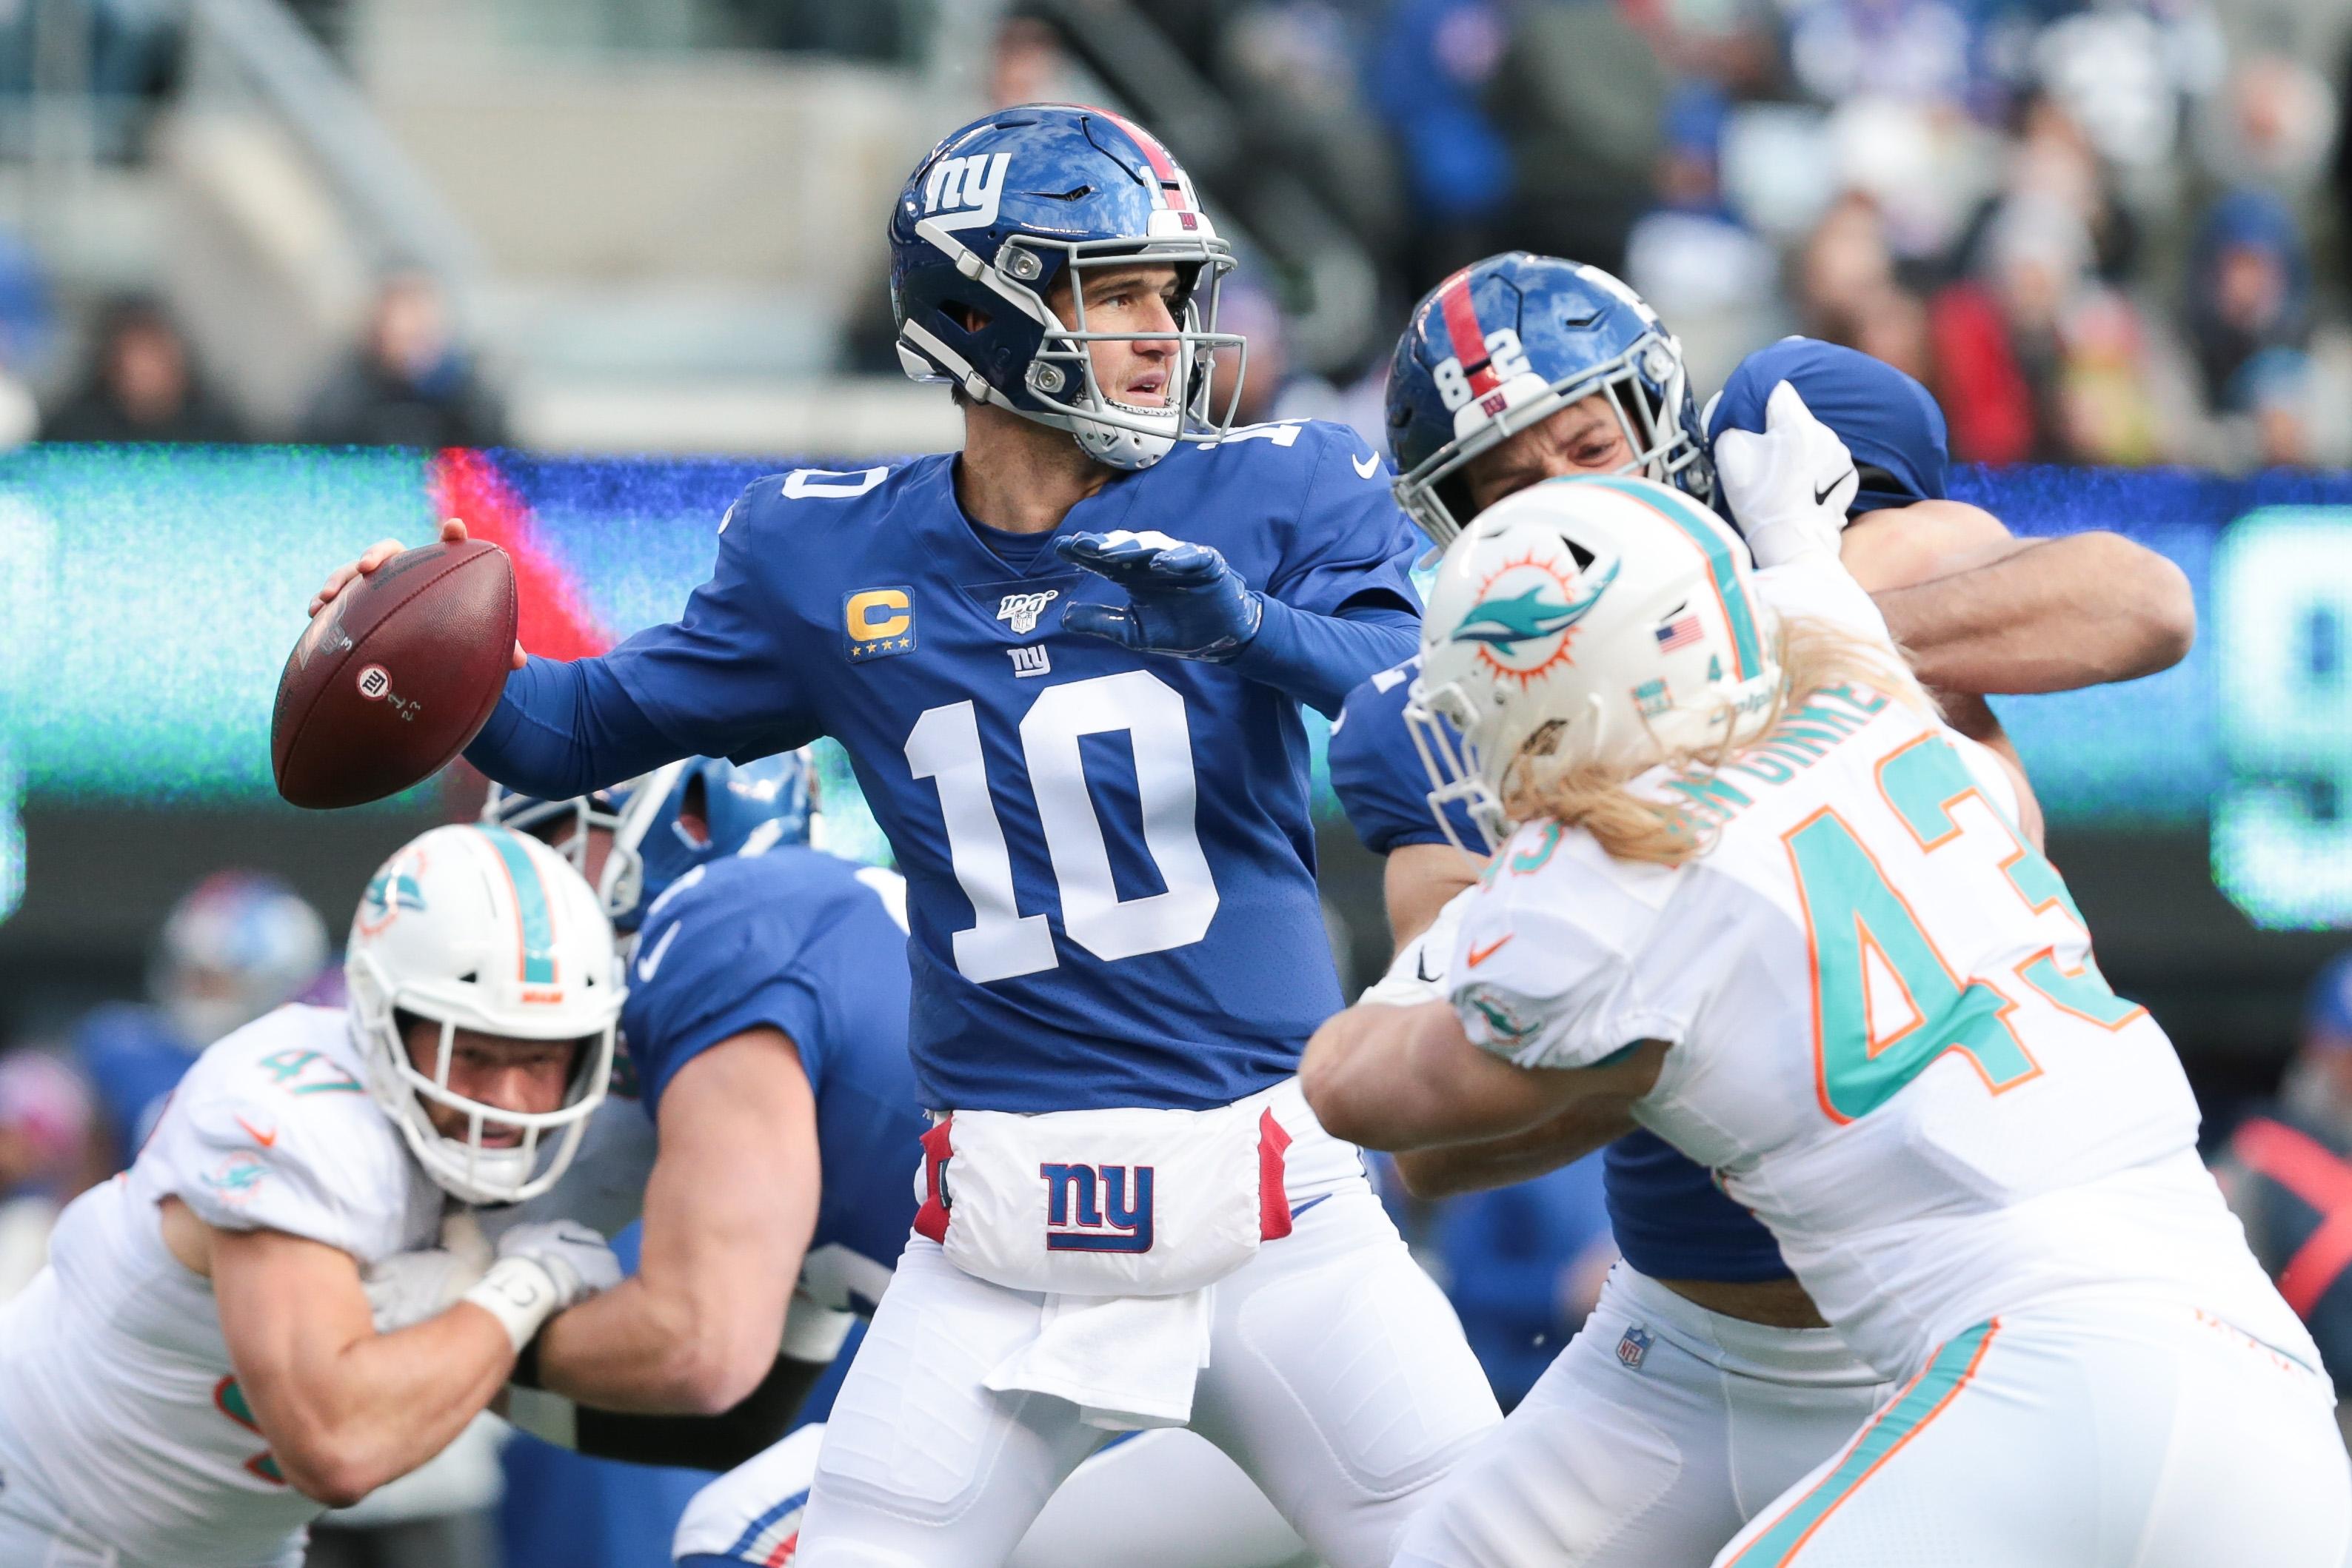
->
<box><xmin>0</xmin><ymin>825</ymin><xmax>626</xmax><ymax>1568</ymax></box>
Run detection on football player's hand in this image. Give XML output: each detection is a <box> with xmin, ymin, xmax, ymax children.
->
<box><xmin>309</xmin><ymin>517</ymin><xmax>526</xmax><ymax>670</ymax></box>
<box><xmin>492</xmin><ymin>1219</ymin><xmax>622</xmax><ymax>1310</ymax></box>
<box><xmin>362</xmin><ymin>1244</ymin><xmax>488</xmax><ymax>1333</ymax></box>
<box><xmin>1055</xmin><ymin>529</ymin><xmax>1265</xmax><ymax>660</ymax></box>
<box><xmin>1712</xmin><ymin>381</ymin><xmax>1857</xmax><ymax>570</ymax></box>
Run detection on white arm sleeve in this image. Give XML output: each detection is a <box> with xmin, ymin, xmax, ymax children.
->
<box><xmin>1443</xmin><ymin>834</ymin><xmax>1690</xmax><ymax>1071</ymax></box>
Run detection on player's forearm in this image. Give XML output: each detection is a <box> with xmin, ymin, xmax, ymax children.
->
<box><xmin>533</xmin><ymin>1265</ymin><xmax>795</xmax><ymax>1415</ymax></box>
<box><xmin>462</xmin><ymin>654</ymin><xmax>681</xmax><ymax>799</ymax></box>
<box><xmin>259</xmin><ymin>1304</ymin><xmax>514</xmax><ymax>1507</ymax></box>
<box><xmin>1227</xmin><ymin>599</ymin><xmax>1418</xmax><ymax>717</ymax></box>
<box><xmin>1305</xmin><ymin>1002</ymin><xmax>1560</xmax><ymax>1150</ymax></box>
<box><xmin>1392</xmin><ymin>1099</ymin><xmax>1637</xmax><ymax>1199</ymax></box>
<box><xmin>1876</xmin><ymin>534</ymin><xmax>2194</xmax><ymax>693</ymax></box>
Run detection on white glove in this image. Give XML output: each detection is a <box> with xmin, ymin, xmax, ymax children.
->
<box><xmin>462</xmin><ymin>1219</ymin><xmax>622</xmax><ymax>1353</ymax></box>
<box><xmin>1711</xmin><ymin>381</ymin><xmax>1859</xmax><ymax>569</ymax></box>
<box><xmin>363</xmin><ymin>1245</ymin><xmax>489</xmax><ymax>1333</ymax></box>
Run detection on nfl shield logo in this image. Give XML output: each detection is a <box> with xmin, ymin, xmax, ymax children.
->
<box><xmin>997</xmin><ymin>589</ymin><xmax>1060</xmax><ymax>636</ymax></box>
<box><xmin>1616</xmin><ymin>1326</ymin><xmax>1651</xmax><ymax>1370</ymax></box>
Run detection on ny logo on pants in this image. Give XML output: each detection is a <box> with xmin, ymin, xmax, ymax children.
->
<box><xmin>1040</xmin><ymin>1162</ymin><xmax>1155</xmax><ymax>1253</ymax></box>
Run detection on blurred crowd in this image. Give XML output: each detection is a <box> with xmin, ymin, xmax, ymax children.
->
<box><xmin>0</xmin><ymin>1</ymin><xmax>2331</xmax><ymax>472</ymax></box>
<box><xmin>0</xmin><ymin>266</ymin><xmax>506</xmax><ymax>449</ymax></box>
<box><xmin>998</xmin><ymin>0</ymin><xmax>2352</xmax><ymax>470</ymax></box>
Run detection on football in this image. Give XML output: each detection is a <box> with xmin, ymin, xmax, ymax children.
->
<box><xmin>271</xmin><ymin>540</ymin><xmax>518</xmax><ymax>810</ymax></box>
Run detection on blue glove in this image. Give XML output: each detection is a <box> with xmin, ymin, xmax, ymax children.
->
<box><xmin>1055</xmin><ymin>530</ymin><xmax>1265</xmax><ymax>660</ymax></box>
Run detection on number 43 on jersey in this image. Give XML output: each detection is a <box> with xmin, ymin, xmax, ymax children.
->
<box><xmin>1788</xmin><ymin>735</ymin><xmax>2144</xmax><ymax>1123</ymax></box>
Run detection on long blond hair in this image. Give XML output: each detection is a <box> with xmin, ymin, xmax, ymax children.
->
<box><xmin>1506</xmin><ymin>616</ymin><xmax>1931</xmax><ymax>868</ymax></box>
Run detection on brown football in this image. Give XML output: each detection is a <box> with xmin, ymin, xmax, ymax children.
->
<box><xmin>272</xmin><ymin>540</ymin><xmax>518</xmax><ymax>810</ymax></box>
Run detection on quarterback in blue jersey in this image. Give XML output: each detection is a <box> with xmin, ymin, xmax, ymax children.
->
<box><xmin>315</xmin><ymin>107</ymin><xmax>1497</xmax><ymax>1568</ymax></box>
<box><xmin>1328</xmin><ymin>254</ymin><xmax>2197</xmax><ymax>1568</ymax></box>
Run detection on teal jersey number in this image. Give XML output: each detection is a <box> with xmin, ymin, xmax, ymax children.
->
<box><xmin>1788</xmin><ymin>735</ymin><xmax>2140</xmax><ymax>1125</ymax></box>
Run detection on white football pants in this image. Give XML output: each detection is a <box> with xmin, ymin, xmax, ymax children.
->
<box><xmin>1711</xmin><ymin>1291</ymin><xmax>2352</xmax><ymax>1567</ymax></box>
<box><xmin>789</xmin><ymin>1182</ymin><xmax>1500</xmax><ymax>1568</ymax></box>
<box><xmin>1394</xmin><ymin>1263</ymin><xmax>1890</xmax><ymax>1568</ymax></box>
<box><xmin>675</xmin><ymin>1422</ymin><xmax>1315</xmax><ymax>1567</ymax></box>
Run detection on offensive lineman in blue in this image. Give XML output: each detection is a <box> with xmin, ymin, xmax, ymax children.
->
<box><xmin>308</xmin><ymin>106</ymin><xmax>1497</xmax><ymax>1568</ymax></box>
<box><xmin>1329</xmin><ymin>253</ymin><xmax>2198</xmax><ymax>1567</ymax></box>
<box><xmin>483</xmin><ymin>757</ymin><xmax>921</xmax><ymax>1447</ymax></box>
<box><xmin>490</xmin><ymin>763</ymin><xmax>1319</xmax><ymax>1568</ymax></box>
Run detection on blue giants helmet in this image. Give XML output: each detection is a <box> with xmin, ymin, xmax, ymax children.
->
<box><xmin>1704</xmin><ymin>337</ymin><xmax>1949</xmax><ymax>525</ymax></box>
<box><xmin>1386</xmin><ymin>253</ymin><xmax>1711</xmax><ymax>546</ymax></box>
<box><xmin>484</xmin><ymin>751</ymin><xmax>815</xmax><ymax>932</ymax></box>
<box><xmin>889</xmin><ymin>104</ymin><xmax>1244</xmax><ymax>471</ymax></box>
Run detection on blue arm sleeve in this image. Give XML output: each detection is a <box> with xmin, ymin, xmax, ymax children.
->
<box><xmin>462</xmin><ymin>655</ymin><xmax>681</xmax><ymax>800</ymax></box>
<box><xmin>1229</xmin><ymin>599</ymin><xmax>1420</xmax><ymax>718</ymax></box>
<box><xmin>1230</xmin><ymin>423</ymin><xmax>1425</xmax><ymax>716</ymax></box>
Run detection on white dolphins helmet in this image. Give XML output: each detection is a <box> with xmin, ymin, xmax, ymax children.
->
<box><xmin>344</xmin><ymin>824</ymin><xmax>622</xmax><ymax>1204</ymax></box>
<box><xmin>1407</xmin><ymin>474</ymin><xmax>1781</xmax><ymax>852</ymax></box>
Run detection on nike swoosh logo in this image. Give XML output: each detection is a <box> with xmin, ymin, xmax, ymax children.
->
<box><xmin>234</xmin><ymin>1115</ymin><xmax>277</xmax><ymax>1148</ymax></box>
<box><xmin>1814</xmin><ymin>469</ymin><xmax>1855</xmax><ymax>507</ymax></box>
<box><xmin>1466</xmin><ymin>935</ymin><xmax>1513</xmax><ymax>968</ymax></box>
<box><xmin>1289</xmin><ymin>1194</ymin><xmax>1331</xmax><ymax>1221</ymax></box>
<box><xmin>1415</xmin><ymin>947</ymin><xmax>1437</xmax><ymax>984</ymax></box>
<box><xmin>635</xmin><ymin>922</ymin><xmax>680</xmax><ymax>982</ymax></box>
<box><xmin>1352</xmin><ymin>452</ymin><xmax>1380</xmax><ymax>480</ymax></box>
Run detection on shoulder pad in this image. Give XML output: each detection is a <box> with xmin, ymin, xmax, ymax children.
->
<box><xmin>724</xmin><ymin>460</ymin><xmax>927</xmax><ymax>535</ymax></box>
<box><xmin>160</xmin><ymin>1009</ymin><xmax>424</xmax><ymax>1261</ymax></box>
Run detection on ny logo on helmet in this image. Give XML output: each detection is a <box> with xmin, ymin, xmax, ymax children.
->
<box><xmin>997</xmin><ymin>589</ymin><xmax>1059</xmax><ymax>636</ymax></box>
<box><xmin>923</xmin><ymin>151</ymin><xmax>1010</xmax><ymax>232</ymax></box>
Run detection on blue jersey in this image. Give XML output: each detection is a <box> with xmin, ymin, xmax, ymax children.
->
<box><xmin>590</xmin><ymin>421</ymin><xmax>1420</xmax><ymax>1113</ymax></box>
<box><xmin>621</xmin><ymin>847</ymin><xmax>926</xmax><ymax>1290</ymax></box>
<box><xmin>1328</xmin><ymin>655</ymin><xmax>1477</xmax><ymax>854</ymax></box>
<box><xmin>1329</xmin><ymin>664</ymin><xmax>1791</xmax><ymax>1285</ymax></box>
<box><xmin>70</xmin><ymin>1003</ymin><xmax>196</xmax><ymax>1167</ymax></box>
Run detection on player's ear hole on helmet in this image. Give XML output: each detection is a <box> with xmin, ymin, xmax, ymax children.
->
<box><xmin>677</xmin><ymin>774</ymin><xmax>711</xmax><ymax>848</ymax></box>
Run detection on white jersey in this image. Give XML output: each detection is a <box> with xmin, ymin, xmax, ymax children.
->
<box><xmin>0</xmin><ymin>1005</ymin><xmax>442</xmax><ymax>1568</ymax></box>
<box><xmin>1445</xmin><ymin>560</ymin><xmax>2315</xmax><ymax>1384</ymax></box>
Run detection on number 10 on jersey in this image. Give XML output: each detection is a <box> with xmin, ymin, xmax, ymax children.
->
<box><xmin>905</xmin><ymin>670</ymin><xmax>1221</xmax><ymax>982</ymax></box>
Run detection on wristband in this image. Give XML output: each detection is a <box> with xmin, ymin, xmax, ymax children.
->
<box><xmin>463</xmin><ymin>1255</ymin><xmax>563</xmax><ymax>1355</ymax></box>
